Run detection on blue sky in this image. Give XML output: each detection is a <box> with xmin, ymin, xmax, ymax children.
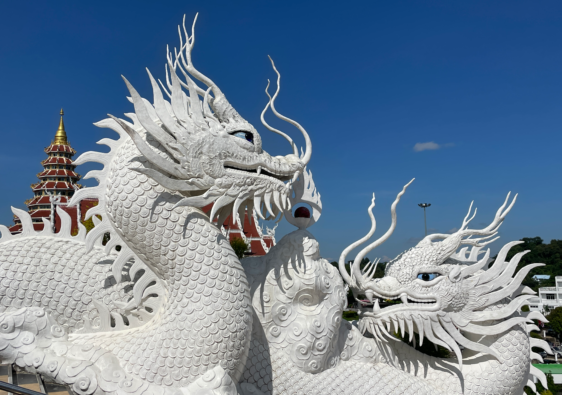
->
<box><xmin>0</xmin><ymin>1</ymin><xmax>561</xmax><ymax>262</ymax></box>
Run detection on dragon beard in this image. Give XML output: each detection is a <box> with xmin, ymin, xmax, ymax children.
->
<box><xmin>358</xmin><ymin>242</ymin><xmax>545</xmax><ymax>372</ymax></box>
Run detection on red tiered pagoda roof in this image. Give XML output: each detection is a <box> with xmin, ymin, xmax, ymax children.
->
<box><xmin>8</xmin><ymin>109</ymin><xmax>272</xmax><ymax>254</ymax></box>
<box><xmin>9</xmin><ymin>109</ymin><xmax>93</xmax><ymax>234</ymax></box>
<box><xmin>226</xmin><ymin>209</ymin><xmax>275</xmax><ymax>256</ymax></box>
<box><xmin>202</xmin><ymin>204</ymin><xmax>276</xmax><ymax>256</ymax></box>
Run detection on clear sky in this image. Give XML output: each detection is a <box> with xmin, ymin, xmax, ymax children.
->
<box><xmin>1</xmin><ymin>1</ymin><xmax>561</xmax><ymax>262</ymax></box>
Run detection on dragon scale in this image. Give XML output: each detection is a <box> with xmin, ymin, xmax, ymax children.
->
<box><xmin>0</xmin><ymin>13</ymin><xmax>551</xmax><ymax>395</ymax></box>
<box><xmin>241</xmin><ymin>228</ymin><xmax>537</xmax><ymax>395</ymax></box>
<box><xmin>71</xmin><ymin>136</ymin><xmax>253</xmax><ymax>386</ymax></box>
<box><xmin>387</xmin><ymin>323</ymin><xmax>531</xmax><ymax>394</ymax></box>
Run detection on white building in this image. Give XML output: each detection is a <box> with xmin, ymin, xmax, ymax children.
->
<box><xmin>528</xmin><ymin>276</ymin><xmax>562</xmax><ymax>314</ymax></box>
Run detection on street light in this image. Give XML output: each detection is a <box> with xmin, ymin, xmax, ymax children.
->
<box><xmin>418</xmin><ymin>203</ymin><xmax>431</xmax><ymax>236</ymax></box>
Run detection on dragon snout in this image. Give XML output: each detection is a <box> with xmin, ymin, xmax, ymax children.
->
<box><xmin>372</xmin><ymin>276</ymin><xmax>400</xmax><ymax>292</ymax></box>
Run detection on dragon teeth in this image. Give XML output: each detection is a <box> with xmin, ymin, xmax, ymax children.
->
<box><xmin>280</xmin><ymin>191</ymin><xmax>287</xmax><ymax>210</ymax></box>
<box><xmin>264</xmin><ymin>192</ymin><xmax>275</xmax><ymax>217</ymax></box>
<box><xmin>273</xmin><ymin>191</ymin><xmax>283</xmax><ymax>213</ymax></box>
<box><xmin>253</xmin><ymin>195</ymin><xmax>265</xmax><ymax>220</ymax></box>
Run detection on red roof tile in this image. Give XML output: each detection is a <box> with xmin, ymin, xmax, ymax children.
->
<box><xmin>205</xmin><ymin>202</ymin><xmax>275</xmax><ymax>256</ymax></box>
<box><xmin>30</xmin><ymin>209</ymin><xmax>51</xmax><ymax>218</ymax></box>
<box><xmin>44</xmin><ymin>144</ymin><xmax>76</xmax><ymax>155</ymax></box>
<box><xmin>41</xmin><ymin>157</ymin><xmax>74</xmax><ymax>165</ymax></box>
<box><xmin>249</xmin><ymin>240</ymin><xmax>267</xmax><ymax>256</ymax></box>
<box><xmin>263</xmin><ymin>237</ymin><xmax>274</xmax><ymax>248</ymax></box>
<box><xmin>38</xmin><ymin>169</ymin><xmax>80</xmax><ymax>178</ymax></box>
<box><xmin>8</xmin><ymin>224</ymin><xmax>22</xmax><ymax>233</ymax></box>
<box><xmin>32</xmin><ymin>181</ymin><xmax>76</xmax><ymax>191</ymax></box>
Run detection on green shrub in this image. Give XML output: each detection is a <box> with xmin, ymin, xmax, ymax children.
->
<box><xmin>230</xmin><ymin>237</ymin><xmax>249</xmax><ymax>259</ymax></box>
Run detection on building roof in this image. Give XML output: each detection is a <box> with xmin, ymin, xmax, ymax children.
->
<box><xmin>200</xmin><ymin>203</ymin><xmax>276</xmax><ymax>256</ymax></box>
<box><xmin>27</xmin><ymin>195</ymin><xmax>70</xmax><ymax>206</ymax></box>
<box><xmin>37</xmin><ymin>169</ymin><xmax>80</xmax><ymax>179</ymax></box>
<box><xmin>533</xmin><ymin>364</ymin><xmax>562</xmax><ymax>375</ymax></box>
<box><xmin>10</xmin><ymin>110</ymin><xmax>87</xmax><ymax>235</ymax></box>
<box><xmin>42</xmin><ymin>109</ymin><xmax>77</xmax><ymax>155</ymax></box>
<box><xmin>249</xmin><ymin>239</ymin><xmax>267</xmax><ymax>256</ymax></box>
<box><xmin>44</xmin><ymin>144</ymin><xmax>76</xmax><ymax>154</ymax></box>
<box><xmin>31</xmin><ymin>181</ymin><xmax>77</xmax><ymax>191</ymax></box>
<box><xmin>8</xmin><ymin>223</ymin><xmax>22</xmax><ymax>233</ymax></box>
<box><xmin>29</xmin><ymin>209</ymin><xmax>51</xmax><ymax>218</ymax></box>
<box><xmin>41</xmin><ymin>157</ymin><xmax>74</xmax><ymax>165</ymax></box>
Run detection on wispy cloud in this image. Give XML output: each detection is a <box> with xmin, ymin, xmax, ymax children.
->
<box><xmin>413</xmin><ymin>142</ymin><xmax>454</xmax><ymax>152</ymax></box>
<box><xmin>448</xmin><ymin>227</ymin><xmax>459</xmax><ymax>234</ymax></box>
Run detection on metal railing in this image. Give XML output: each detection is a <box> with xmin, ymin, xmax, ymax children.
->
<box><xmin>0</xmin><ymin>381</ymin><xmax>44</xmax><ymax>395</ymax></box>
<box><xmin>0</xmin><ymin>364</ymin><xmax>70</xmax><ymax>395</ymax></box>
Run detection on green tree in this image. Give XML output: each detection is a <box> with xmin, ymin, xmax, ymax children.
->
<box><xmin>495</xmin><ymin>237</ymin><xmax>562</xmax><ymax>292</ymax></box>
<box><xmin>81</xmin><ymin>216</ymin><xmax>96</xmax><ymax>233</ymax></box>
<box><xmin>547</xmin><ymin>307</ymin><xmax>562</xmax><ymax>339</ymax></box>
<box><xmin>529</xmin><ymin>372</ymin><xmax>558</xmax><ymax>395</ymax></box>
<box><xmin>230</xmin><ymin>237</ymin><xmax>249</xmax><ymax>259</ymax></box>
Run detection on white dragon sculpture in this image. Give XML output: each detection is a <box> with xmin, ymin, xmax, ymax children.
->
<box><xmin>0</xmin><ymin>13</ymin><xmax>551</xmax><ymax>395</ymax></box>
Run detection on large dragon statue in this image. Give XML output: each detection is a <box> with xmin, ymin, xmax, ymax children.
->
<box><xmin>0</xmin><ymin>14</ymin><xmax>551</xmax><ymax>395</ymax></box>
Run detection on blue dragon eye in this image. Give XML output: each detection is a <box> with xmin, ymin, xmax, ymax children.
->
<box><xmin>417</xmin><ymin>273</ymin><xmax>439</xmax><ymax>281</ymax></box>
<box><xmin>232</xmin><ymin>131</ymin><xmax>254</xmax><ymax>144</ymax></box>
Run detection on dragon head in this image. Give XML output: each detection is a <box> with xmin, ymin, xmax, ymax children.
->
<box><xmin>109</xmin><ymin>14</ymin><xmax>311</xmax><ymax>224</ymax></box>
<box><xmin>339</xmin><ymin>190</ymin><xmax>545</xmax><ymax>370</ymax></box>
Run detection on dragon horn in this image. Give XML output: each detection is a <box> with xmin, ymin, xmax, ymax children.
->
<box><xmin>266</xmin><ymin>56</ymin><xmax>312</xmax><ymax>165</ymax></box>
<box><xmin>176</xmin><ymin>14</ymin><xmax>244</xmax><ymax>123</ymax></box>
<box><xmin>338</xmin><ymin>193</ymin><xmax>377</xmax><ymax>288</ymax></box>
<box><xmin>352</xmin><ymin>179</ymin><xmax>414</xmax><ymax>287</ymax></box>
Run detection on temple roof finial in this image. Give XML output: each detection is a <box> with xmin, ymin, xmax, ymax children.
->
<box><xmin>54</xmin><ymin>108</ymin><xmax>68</xmax><ymax>145</ymax></box>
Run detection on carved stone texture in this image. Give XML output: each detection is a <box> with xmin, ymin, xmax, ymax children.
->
<box><xmin>339</xmin><ymin>190</ymin><xmax>551</xmax><ymax>395</ymax></box>
<box><xmin>0</xmin><ymin>12</ymin><xmax>549</xmax><ymax>395</ymax></box>
<box><xmin>242</xmin><ymin>229</ymin><xmax>443</xmax><ymax>394</ymax></box>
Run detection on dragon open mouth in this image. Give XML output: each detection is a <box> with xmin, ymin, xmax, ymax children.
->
<box><xmin>224</xmin><ymin>165</ymin><xmax>292</xmax><ymax>182</ymax></box>
<box><xmin>367</xmin><ymin>293</ymin><xmax>438</xmax><ymax>316</ymax></box>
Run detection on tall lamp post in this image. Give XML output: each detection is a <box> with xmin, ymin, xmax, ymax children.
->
<box><xmin>418</xmin><ymin>203</ymin><xmax>431</xmax><ymax>236</ymax></box>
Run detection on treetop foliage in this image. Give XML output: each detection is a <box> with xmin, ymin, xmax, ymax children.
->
<box><xmin>502</xmin><ymin>237</ymin><xmax>562</xmax><ymax>291</ymax></box>
<box><xmin>546</xmin><ymin>307</ymin><xmax>562</xmax><ymax>338</ymax></box>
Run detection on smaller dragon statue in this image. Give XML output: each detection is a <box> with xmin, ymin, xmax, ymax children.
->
<box><xmin>339</xmin><ymin>191</ymin><xmax>552</xmax><ymax>394</ymax></box>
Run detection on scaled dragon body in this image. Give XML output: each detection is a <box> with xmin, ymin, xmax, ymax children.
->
<box><xmin>0</xmin><ymin>14</ymin><xmax>550</xmax><ymax>395</ymax></box>
<box><xmin>338</xmin><ymin>191</ymin><xmax>552</xmax><ymax>394</ymax></box>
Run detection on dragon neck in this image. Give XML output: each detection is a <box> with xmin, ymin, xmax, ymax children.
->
<box><xmin>92</xmin><ymin>137</ymin><xmax>254</xmax><ymax>386</ymax></box>
<box><xmin>379</xmin><ymin>322</ymin><xmax>530</xmax><ymax>395</ymax></box>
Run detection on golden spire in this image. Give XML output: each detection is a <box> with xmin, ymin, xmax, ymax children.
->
<box><xmin>54</xmin><ymin>108</ymin><xmax>68</xmax><ymax>145</ymax></box>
